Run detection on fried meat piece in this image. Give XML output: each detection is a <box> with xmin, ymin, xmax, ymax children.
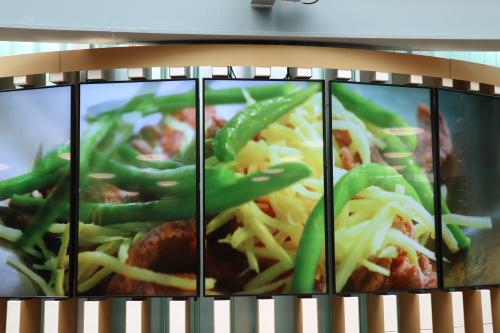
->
<box><xmin>339</xmin><ymin>147</ymin><xmax>361</xmax><ymax>170</ymax></box>
<box><xmin>349</xmin><ymin>258</ymin><xmax>392</xmax><ymax>292</ymax></box>
<box><xmin>333</xmin><ymin>129</ymin><xmax>352</xmax><ymax>147</ymax></box>
<box><xmin>107</xmin><ymin>220</ymin><xmax>197</xmax><ymax>296</ymax></box>
<box><xmin>392</xmin><ymin>215</ymin><xmax>416</xmax><ymax>239</ymax></box>
<box><xmin>176</xmin><ymin>108</ymin><xmax>197</xmax><ymax>128</ymax></box>
<box><xmin>160</xmin><ymin>127</ymin><xmax>185</xmax><ymax>157</ymax></box>
<box><xmin>415</xmin><ymin>104</ymin><xmax>453</xmax><ymax>172</ymax></box>
<box><xmin>347</xmin><ymin>216</ymin><xmax>437</xmax><ymax>291</ymax></box>
<box><xmin>205</xmin><ymin>107</ymin><xmax>226</xmax><ymax>138</ymax></box>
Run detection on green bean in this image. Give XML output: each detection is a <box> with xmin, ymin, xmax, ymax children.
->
<box><xmin>91</xmin><ymin>153</ymin><xmax>235</xmax><ymax>197</ymax></box>
<box><xmin>0</xmin><ymin>206</ymin><xmax>30</xmax><ymax>225</ymax></box>
<box><xmin>204</xmin><ymin>139</ymin><xmax>214</xmax><ymax>159</ymax></box>
<box><xmin>377</xmin><ymin>134</ymin><xmax>436</xmax><ymax>213</ymax></box>
<box><xmin>91</xmin><ymin>162</ymin><xmax>310</xmax><ymax>224</ymax></box>
<box><xmin>331</xmin><ymin>83</ymin><xmax>417</xmax><ymax>151</ymax></box>
<box><xmin>13</xmin><ymin>162</ymin><xmax>310</xmax><ymax>225</ymax></box>
<box><xmin>380</xmin><ymin>131</ymin><xmax>470</xmax><ymax>249</ymax></box>
<box><xmin>177</xmin><ymin>138</ymin><xmax>196</xmax><ymax>165</ymax></box>
<box><xmin>0</xmin><ymin>144</ymin><xmax>70</xmax><ymax>200</ymax></box>
<box><xmin>118</xmin><ymin>93</ymin><xmax>156</xmax><ymax>114</ymax></box>
<box><xmin>213</xmin><ymin>84</ymin><xmax>321</xmax><ymax>162</ymax></box>
<box><xmin>88</xmin><ymin>84</ymin><xmax>292</xmax><ymax>121</ymax></box>
<box><xmin>292</xmin><ymin>196</ymin><xmax>325</xmax><ymax>293</ymax></box>
<box><xmin>332</xmin><ymin>84</ymin><xmax>470</xmax><ymax>249</ymax></box>
<box><xmin>205</xmin><ymin>84</ymin><xmax>293</xmax><ymax>105</ymax></box>
<box><xmin>9</xmin><ymin>195</ymin><xmax>47</xmax><ymax>214</ymax></box>
<box><xmin>84</xmin><ymin>162</ymin><xmax>309</xmax><ymax>223</ymax></box>
<box><xmin>334</xmin><ymin>163</ymin><xmax>421</xmax><ymax>219</ymax></box>
<box><xmin>116</xmin><ymin>144</ymin><xmax>182</xmax><ymax>169</ymax></box>
<box><xmin>85</xmin><ymin>92</ymin><xmax>188</xmax><ymax>121</ymax></box>
<box><xmin>80</xmin><ymin>115</ymin><xmax>119</xmax><ymax>179</ymax></box>
<box><xmin>205</xmin><ymin>162</ymin><xmax>311</xmax><ymax>215</ymax></box>
<box><xmin>16</xmin><ymin>177</ymin><xmax>69</xmax><ymax>250</ymax></box>
<box><xmin>441</xmin><ymin>207</ymin><xmax>470</xmax><ymax>248</ymax></box>
<box><xmin>11</xmin><ymin>194</ymin><xmax>191</xmax><ymax>225</ymax></box>
<box><xmin>0</xmin><ymin>115</ymin><xmax>114</xmax><ymax>207</ymax></box>
<box><xmin>81</xmin><ymin>197</ymin><xmax>195</xmax><ymax>225</ymax></box>
<box><xmin>16</xmin><ymin>115</ymin><xmax>119</xmax><ymax>249</ymax></box>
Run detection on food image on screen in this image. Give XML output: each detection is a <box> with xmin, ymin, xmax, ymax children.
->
<box><xmin>439</xmin><ymin>90</ymin><xmax>496</xmax><ymax>287</ymax></box>
<box><xmin>78</xmin><ymin>80</ymin><xmax>199</xmax><ymax>296</ymax></box>
<box><xmin>331</xmin><ymin>82</ymin><xmax>440</xmax><ymax>293</ymax></box>
<box><xmin>204</xmin><ymin>80</ymin><xmax>326</xmax><ymax>296</ymax></box>
<box><xmin>0</xmin><ymin>86</ymin><xmax>72</xmax><ymax>297</ymax></box>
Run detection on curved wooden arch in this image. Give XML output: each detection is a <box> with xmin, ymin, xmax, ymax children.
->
<box><xmin>0</xmin><ymin>44</ymin><xmax>499</xmax><ymax>86</ymax></box>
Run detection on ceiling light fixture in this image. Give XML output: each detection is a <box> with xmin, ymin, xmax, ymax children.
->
<box><xmin>251</xmin><ymin>0</ymin><xmax>319</xmax><ymax>8</ymax></box>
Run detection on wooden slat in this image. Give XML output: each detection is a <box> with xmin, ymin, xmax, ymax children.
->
<box><xmin>431</xmin><ymin>291</ymin><xmax>454</xmax><ymax>333</ymax></box>
<box><xmin>0</xmin><ymin>44</ymin><xmax>499</xmax><ymax>85</ymax></box>
<box><xmin>0</xmin><ymin>300</ymin><xmax>6</xmax><ymax>333</ymax></box>
<box><xmin>490</xmin><ymin>288</ymin><xmax>500</xmax><ymax>333</ymax></box>
<box><xmin>331</xmin><ymin>296</ymin><xmax>346</xmax><ymax>333</ymax></box>
<box><xmin>142</xmin><ymin>300</ymin><xmax>151</xmax><ymax>333</ymax></box>
<box><xmin>366</xmin><ymin>295</ymin><xmax>384</xmax><ymax>333</ymax></box>
<box><xmin>398</xmin><ymin>293</ymin><xmax>420</xmax><ymax>333</ymax></box>
<box><xmin>99</xmin><ymin>299</ymin><xmax>113</xmax><ymax>333</ymax></box>
<box><xmin>0</xmin><ymin>52</ymin><xmax>59</xmax><ymax>78</ymax></box>
<box><xmin>20</xmin><ymin>300</ymin><xmax>41</xmax><ymax>333</ymax></box>
<box><xmin>58</xmin><ymin>45</ymin><xmax>452</xmax><ymax>79</ymax></box>
<box><xmin>58</xmin><ymin>299</ymin><xmax>77</xmax><ymax>333</ymax></box>
<box><xmin>451</xmin><ymin>59</ymin><xmax>500</xmax><ymax>86</ymax></box>
<box><xmin>463</xmin><ymin>290</ymin><xmax>484</xmax><ymax>333</ymax></box>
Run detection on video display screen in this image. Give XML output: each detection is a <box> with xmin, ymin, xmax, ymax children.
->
<box><xmin>438</xmin><ymin>89</ymin><xmax>499</xmax><ymax>287</ymax></box>
<box><xmin>331</xmin><ymin>82</ymin><xmax>438</xmax><ymax>293</ymax></box>
<box><xmin>0</xmin><ymin>86</ymin><xmax>73</xmax><ymax>297</ymax></box>
<box><xmin>203</xmin><ymin>79</ymin><xmax>327</xmax><ymax>296</ymax></box>
<box><xmin>78</xmin><ymin>80</ymin><xmax>198</xmax><ymax>296</ymax></box>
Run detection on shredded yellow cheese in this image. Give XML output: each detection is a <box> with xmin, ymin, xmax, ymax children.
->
<box><xmin>210</xmin><ymin>92</ymin><xmax>325</xmax><ymax>292</ymax></box>
<box><xmin>334</xmin><ymin>186</ymin><xmax>437</xmax><ymax>291</ymax></box>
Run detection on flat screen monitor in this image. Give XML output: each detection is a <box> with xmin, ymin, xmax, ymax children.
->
<box><xmin>78</xmin><ymin>80</ymin><xmax>199</xmax><ymax>297</ymax></box>
<box><xmin>438</xmin><ymin>89</ymin><xmax>500</xmax><ymax>288</ymax></box>
<box><xmin>203</xmin><ymin>79</ymin><xmax>327</xmax><ymax>296</ymax></box>
<box><xmin>331</xmin><ymin>81</ymin><xmax>438</xmax><ymax>293</ymax></box>
<box><xmin>0</xmin><ymin>86</ymin><xmax>73</xmax><ymax>297</ymax></box>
